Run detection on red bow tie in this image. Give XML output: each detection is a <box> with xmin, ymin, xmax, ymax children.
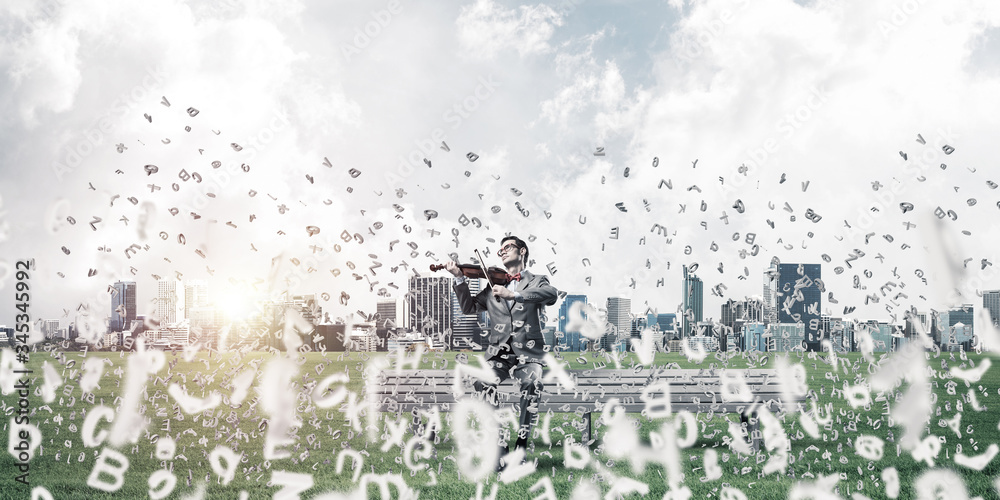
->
<box><xmin>507</xmin><ymin>272</ymin><xmax>522</xmax><ymax>282</ymax></box>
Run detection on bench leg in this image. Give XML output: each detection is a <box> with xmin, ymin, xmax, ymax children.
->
<box><xmin>740</xmin><ymin>412</ymin><xmax>761</xmax><ymax>452</ymax></box>
<box><xmin>410</xmin><ymin>414</ymin><xmax>420</xmax><ymax>437</ymax></box>
<box><xmin>410</xmin><ymin>414</ymin><xmax>436</xmax><ymax>443</ymax></box>
<box><xmin>582</xmin><ymin>412</ymin><xmax>592</xmax><ymax>446</ymax></box>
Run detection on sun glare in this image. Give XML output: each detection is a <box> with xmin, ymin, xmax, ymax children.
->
<box><xmin>215</xmin><ymin>289</ymin><xmax>252</xmax><ymax>320</ymax></box>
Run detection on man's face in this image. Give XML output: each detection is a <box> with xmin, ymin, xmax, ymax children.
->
<box><xmin>498</xmin><ymin>240</ymin><xmax>522</xmax><ymax>266</ymax></box>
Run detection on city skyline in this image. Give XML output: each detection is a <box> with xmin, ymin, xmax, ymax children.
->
<box><xmin>17</xmin><ymin>262</ymin><xmax>1000</xmax><ymax>329</ymax></box>
<box><xmin>18</xmin><ymin>261</ymin><xmax>1000</xmax><ymax>356</ymax></box>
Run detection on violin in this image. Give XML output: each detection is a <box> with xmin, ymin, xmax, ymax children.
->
<box><xmin>429</xmin><ymin>263</ymin><xmax>512</xmax><ymax>286</ymax></box>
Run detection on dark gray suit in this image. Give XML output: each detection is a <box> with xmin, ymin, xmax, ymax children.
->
<box><xmin>453</xmin><ymin>270</ymin><xmax>558</xmax><ymax>455</ymax></box>
<box><xmin>453</xmin><ymin>270</ymin><xmax>558</xmax><ymax>363</ymax></box>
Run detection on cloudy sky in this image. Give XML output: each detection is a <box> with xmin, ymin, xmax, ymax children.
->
<box><xmin>2</xmin><ymin>0</ymin><xmax>1000</xmax><ymax>333</ymax></box>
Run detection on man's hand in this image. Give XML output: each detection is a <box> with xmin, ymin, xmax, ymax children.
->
<box><xmin>492</xmin><ymin>285</ymin><xmax>515</xmax><ymax>300</ymax></box>
<box><xmin>444</xmin><ymin>260</ymin><xmax>463</xmax><ymax>277</ymax></box>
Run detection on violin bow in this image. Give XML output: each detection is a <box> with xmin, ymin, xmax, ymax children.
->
<box><xmin>474</xmin><ymin>248</ymin><xmax>503</xmax><ymax>302</ymax></box>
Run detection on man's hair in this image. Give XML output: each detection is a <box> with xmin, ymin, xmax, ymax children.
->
<box><xmin>500</xmin><ymin>235</ymin><xmax>529</xmax><ymax>264</ymax></box>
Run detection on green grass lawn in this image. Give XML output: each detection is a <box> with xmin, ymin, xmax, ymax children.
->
<box><xmin>2</xmin><ymin>347</ymin><xmax>999</xmax><ymax>499</ymax></box>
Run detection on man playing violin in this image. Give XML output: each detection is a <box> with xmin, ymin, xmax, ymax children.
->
<box><xmin>444</xmin><ymin>235</ymin><xmax>558</xmax><ymax>469</ymax></box>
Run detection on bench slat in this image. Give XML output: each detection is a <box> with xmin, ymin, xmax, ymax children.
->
<box><xmin>376</xmin><ymin>368</ymin><xmax>801</xmax><ymax>418</ymax></box>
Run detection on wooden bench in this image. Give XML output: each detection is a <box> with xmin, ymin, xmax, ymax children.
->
<box><xmin>375</xmin><ymin>366</ymin><xmax>802</xmax><ymax>451</ymax></box>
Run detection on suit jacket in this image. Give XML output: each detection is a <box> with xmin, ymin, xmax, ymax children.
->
<box><xmin>453</xmin><ymin>270</ymin><xmax>558</xmax><ymax>364</ymax></box>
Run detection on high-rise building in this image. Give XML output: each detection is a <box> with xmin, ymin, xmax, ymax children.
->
<box><xmin>904</xmin><ymin>311</ymin><xmax>930</xmax><ymax>340</ymax></box>
<box><xmin>374</xmin><ymin>327</ymin><xmax>392</xmax><ymax>352</ymax></box>
<box><xmin>724</xmin><ymin>324</ymin><xmax>740</xmax><ymax>352</ymax></box>
<box><xmin>350</xmin><ymin>329</ymin><xmax>379</xmax><ymax>352</ymax></box>
<box><xmin>630</xmin><ymin>316</ymin><xmax>647</xmax><ymax>339</ymax></box>
<box><xmin>604</xmin><ymin>297</ymin><xmax>631</xmax><ymax>351</ymax></box>
<box><xmin>686</xmin><ymin>334</ymin><xmax>719</xmax><ymax>352</ymax></box>
<box><xmin>771</xmin><ymin>263</ymin><xmax>822</xmax><ymax>350</ymax></box>
<box><xmin>720</xmin><ymin>298</ymin><xmax>764</xmax><ymax>350</ymax></box>
<box><xmin>742</xmin><ymin>323</ymin><xmax>767</xmax><ymax>352</ymax></box>
<box><xmin>315</xmin><ymin>324</ymin><xmax>347</xmax><ymax>352</ymax></box>
<box><xmin>184</xmin><ymin>281</ymin><xmax>209</xmax><ymax>321</ymax></box>
<box><xmin>41</xmin><ymin>319</ymin><xmax>60</xmax><ymax>339</ymax></box>
<box><xmin>556</xmin><ymin>295</ymin><xmax>588</xmax><ymax>351</ymax></box>
<box><xmin>246</xmin><ymin>294</ymin><xmax>321</xmax><ymax>349</ymax></box>
<box><xmin>110</xmin><ymin>281</ymin><xmax>137</xmax><ymax>332</ymax></box>
<box><xmin>682</xmin><ymin>265</ymin><xmax>703</xmax><ymax>337</ymax></box>
<box><xmin>156</xmin><ymin>280</ymin><xmax>179</xmax><ymax>325</ymax></box>
<box><xmin>451</xmin><ymin>278</ymin><xmax>486</xmax><ymax>350</ymax></box>
<box><xmin>984</xmin><ymin>291</ymin><xmax>1000</xmax><ymax>327</ymax></box>
<box><xmin>542</xmin><ymin>327</ymin><xmax>556</xmax><ymax>352</ymax></box>
<box><xmin>891</xmin><ymin>324</ymin><xmax>910</xmax><ymax>351</ymax></box>
<box><xmin>289</xmin><ymin>294</ymin><xmax>321</xmax><ymax>325</ymax></box>
<box><xmin>557</xmin><ymin>329</ymin><xmax>585</xmax><ymax>351</ymax></box>
<box><xmin>822</xmin><ymin>315</ymin><xmax>853</xmax><ymax>352</ymax></box>
<box><xmin>863</xmin><ymin>320</ymin><xmax>892</xmax><ymax>352</ymax></box>
<box><xmin>654</xmin><ymin>313</ymin><xmax>677</xmax><ymax>336</ymax></box>
<box><xmin>768</xmin><ymin>323</ymin><xmax>805</xmax><ymax>352</ymax></box>
<box><xmin>376</xmin><ymin>299</ymin><xmax>399</xmax><ymax>327</ymax></box>
<box><xmin>721</xmin><ymin>298</ymin><xmax>764</xmax><ymax>327</ymax></box>
<box><xmin>558</xmin><ymin>295</ymin><xmax>588</xmax><ymax>334</ymax></box>
<box><xmin>408</xmin><ymin>276</ymin><xmax>453</xmax><ymax>340</ymax></box>
<box><xmin>937</xmin><ymin>305</ymin><xmax>975</xmax><ymax>351</ymax></box>
<box><xmin>763</xmin><ymin>259</ymin><xmax>780</xmax><ymax>325</ymax></box>
<box><xmin>102</xmin><ymin>331</ymin><xmax>120</xmax><ymax>348</ymax></box>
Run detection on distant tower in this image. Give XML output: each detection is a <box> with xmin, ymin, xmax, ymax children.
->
<box><xmin>774</xmin><ymin>263</ymin><xmax>822</xmax><ymax>350</ymax></box>
<box><xmin>763</xmin><ymin>258</ymin><xmax>780</xmax><ymax>325</ymax></box>
<box><xmin>157</xmin><ymin>280</ymin><xmax>179</xmax><ymax>325</ymax></box>
<box><xmin>451</xmin><ymin>278</ymin><xmax>487</xmax><ymax>350</ymax></box>
<box><xmin>682</xmin><ymin>265</ymin><xmax>703</xmax><ymax>337</ymax></box>
<box><xmin>184</xmin><ymin>280</ymin><xmax>208</xmax><ymax>321</ymax></box>
<box><xmin>984</xmin><ymin>290</ymin><xmax>1000</xmax><ymax>327</ymax></box>
<box><xmin>557</xmin><ymin>294</ymin><xmax>587</xmax><ymax>352</ymax></box>
<box><xmin>110</xmin><ymin>281</ymin><xmax>136</xmax><ymax>332</ymax></box>
<box><xmin>376</xmin><ymin>299</ymin><xmax>398</xmax><ymax>327</ymax></box>
<box><xmin>408</xmin><ymin>275</ymin><xmax>452</xmax><ymax>340</ymax></box>
<box><xmin>559</xmin><ymin>295</ymin><xmax>588</xmax><ymax>333</ymax></box>
<box><xmin>605</xmin><ymin>297</ymin><xmax>631</xmax><ymax>351</ymax></box>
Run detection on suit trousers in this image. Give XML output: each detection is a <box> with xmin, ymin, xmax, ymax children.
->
<box><xmin>472</xmin><ymin>354</ymin><xmax>543</xmax><ymax>453</ymax></box>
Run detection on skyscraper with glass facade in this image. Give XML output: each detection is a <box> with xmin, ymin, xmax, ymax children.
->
<box><xmin>682</xmin><ymin>265</ymin><xmax>703</xmax><ymax>337</ymax></box>
<box><xmin>451</xmin><ymin>278</ymin><xmax>487</xmax><ymax>350</ymax></box>
<box><xmin>775</xmin><ymin>263</ymin><xmax>822</xmax><ymax>350</ymax></box>
<box><xmin>408</xmin><ymin>276</ymin><xmax>452</xmax><ymax>341</ymax></box>
<box><xmin>984</xmin><ymin>291</ymin><xmax>1000</xmax><ymax>327</ymax></box>
<box><xmin>110</xmin><ymin>281</ymin><xmax>136</xmax><ymax>332</ymax></box>
<box><xmin>604</xmin><ymin>297</ymin><xmax>631</xmax><ymax>351</ymax></box>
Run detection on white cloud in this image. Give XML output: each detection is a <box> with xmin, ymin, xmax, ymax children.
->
<box><xmin>518</xmin><ymin>0</ymin><xmax>1000</xmax><ymax>320</ymax></box>
<box><xmin>1</xmin><ymin>4</ymin><xmax>85</xmax><ymax>127</ymax></box>
<box><xmin>456</xmin><ymin>0</ymin><xmax>563</xmax><ymax>59</ymax></box>
<box><xmin>5</xmin><ymin>0</ymin><xmax>1000</xmax><ymax>327</ymax></box>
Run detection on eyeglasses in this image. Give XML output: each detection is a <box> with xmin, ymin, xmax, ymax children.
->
<box><xmin>497</xmin><ymin>243</ymin><xmax>519</xmax><ymax>257</ymax></box>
